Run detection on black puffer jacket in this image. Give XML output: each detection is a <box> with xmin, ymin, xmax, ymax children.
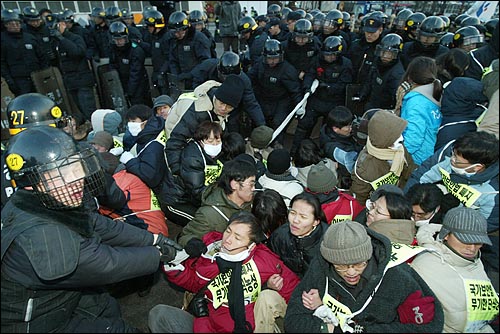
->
<box><xmin>268</xmin><ymin>222</ymin><xmax>329</xmax><ymax>278</ymax></box>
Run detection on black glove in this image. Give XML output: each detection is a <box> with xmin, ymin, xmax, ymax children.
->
<box><xmin>49</xmin><ymin>28</ymin><xmax>63</xmax><ymax>40</ymax></box>
<box><xmin>184</xmin><ymin>238</ymin><xmax>207</xmax><ymax>258</ymax></box>
<box><xmin>190</xmin><ymin>297</ymin><xmax>209</xmax><ymax>317</ymax></box>
<box><xmin>155</xmin><ymin>233</ymin><xmax>183</xmax><ymax>263</ymax></box>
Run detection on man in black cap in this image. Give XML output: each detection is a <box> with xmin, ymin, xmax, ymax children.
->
<box><xmin>165</xmin><ymin>75</ymin><xmax>245</xmax><ymax>176</ymax></box>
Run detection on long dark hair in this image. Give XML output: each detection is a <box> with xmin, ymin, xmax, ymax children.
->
<box><xmin>401</xmin><ymin>56</ymin><xmax>442</xmax><ymax>101</ymax></box>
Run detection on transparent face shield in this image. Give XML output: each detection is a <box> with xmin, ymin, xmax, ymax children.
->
<box><xmin>32</xmin><ymin>149</ymin><xmax>105</xmax><ymax>210</ymax></box>
<box><xmin>375</xmin><ymin>45</ymin><xmax>399</xmax><ymax>63</ymax></box>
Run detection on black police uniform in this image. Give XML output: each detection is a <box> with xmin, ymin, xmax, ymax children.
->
<box><xmin>346</xmin><ymin>34</ymin><xmax>383</xmax><ymax>84</ymax></box>
<box><xmin>282</xmin><ymin>34</ymin><xmax>322</xmax><ymax>81</ymax></box>
<box><xmin>50</xmin><ymin>30</ymin><xmax>97</xmax><ymax>121</ymax></box>
<box><xmin>88</xmin><ymin>22</ymin><xmax>111</xmax><ymax>58</ymax></box>
<box><xmin>169</xmin><ymin>27</ymin><xmax>211</xmax><ymax>90</ymax></box>
<box><xmin>292</xmin><ymin>54</ymin><xmax>353</xmax><ymax>153</ymax></box>
<box><xmin>109</xmin><ymin>40</ymin><xmax>151</xmax><ymax>106</ymax></box>
<box><xmin>400</xmin><ymin>41</ymin><xmax>449</xmax><ymax>70</ymax></box>
<box><xmin>245</xmin><ymin>27</ymin><xmax>270</xmax><ymax>67</ymax></box>
<box><xmin>1</xmin><ymin>30</ymin><xmax>48</xmax><ymax>95</ymax></box>
<box><xmin>23</xmin><ymin>22</ymin><xmax>56</xmax><ymax>66</ymax></box>
<box><xmin>149</xmin><ymin>28</ymin><xmax>174</xmax><ymax>95</ymax></box>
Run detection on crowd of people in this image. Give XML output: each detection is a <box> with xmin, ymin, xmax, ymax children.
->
<box><xmin>1</xmin><ymin>1</ymin><xmax>499</xmax><ymax>333</ymax></box>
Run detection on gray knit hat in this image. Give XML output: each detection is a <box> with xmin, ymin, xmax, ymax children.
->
<box><xmin>250</xmin><ymin>125</ymin><xmax>273</xmax><ymax>149</ymax></box>
<box><xmin>439</xmin><ymin>207</ymin><xmax>492</xmax><ymax>245</ymax></box>
<box><xmin>153</xmin><ymin>95</ymin><xmax>174</xmax><ymax>109</ymax></box>
<box><xmin>320</xmin><ymin>221</ymin><xmax>373</xmax><ymax>265</ymax></box>
<box><xmin>307</xmin><ymin>162</ymin><xmax>337</xmax><ymax>193</ymax></box>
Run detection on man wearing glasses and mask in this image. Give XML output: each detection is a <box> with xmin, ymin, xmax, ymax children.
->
<box><xmin>404</xmin><ymin>131</ymin><xmax>499</xmax><ymax>292</ymax></box>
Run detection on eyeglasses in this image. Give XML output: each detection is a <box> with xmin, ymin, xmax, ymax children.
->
<box><xmin>412</xmin><ymin>209</ymin><xmax>434</xmax><ymax>220</ymax></box>
<box><xmin>368</xmin><ymin>202</ymin><xmax>390</xmax><ymax>217</ymax></box>
<box><xmin>334</xmin><ymin>261</ymin><xmax>368</xmax><ymax>273</ymax></box>
<box><xmin>450</xmin><ymin>151</ymin><xmax>471</xmax><ymax>166</ymax></box>
<box><xmin>239</xmin><ymin>180</ymin><xmax>256</xmax><ymax>188</ymax></box>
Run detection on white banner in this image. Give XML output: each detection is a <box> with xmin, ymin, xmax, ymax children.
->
<box><xmin>466</xmin><ymin>1</ymin><xmax>499</xmax><ymax>21</ymax></box>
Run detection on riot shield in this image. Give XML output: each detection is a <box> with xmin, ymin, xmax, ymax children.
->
<box><xmin>1</xmin><ymin>77</ymin><xmax>15</xmax><ymax>142</ymax></box>
<box><xmin>91</xmin><ymin>58</ymin><xmax>110</xmax><ymax>108</ymax></box>
<box><xmin>31</xmin><ymin>66</ymin><xmax>74</xmax><ymax>115</ymax></box>
<box><xmin>100</xmin><ymin>69</ymin><xmax>128</xmax><ymax>122</ymax></box>
<box><xmin>345</xmin><ymin>83</ymin><xmax>366</xmax><ymax>118</ymax></box>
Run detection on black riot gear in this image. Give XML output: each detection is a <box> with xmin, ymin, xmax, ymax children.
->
<box><xmin>105</xmin><ymin>6</ymin><xmax>122</xmax><ymax>24</ymax></box>
<box><xmin>417</xmin><ymin>16</ymin><xmax>447</xmax><ymax>49</ymax></box>
<box><xmin>322</xmin><ymin>35</ymin><xmax>344</xmax><ymax>57</ymax></box>
<box><xmin>218</xmin><ymin>51</ymin><xmax>241</xmax><ymax>75</ymax></box>
<box><xmin>237</xmin><ymin>16</ymin><xmax>257</xmax><ymax>34</ymax></box>
<box><xmin>109</xmin><ymin>21</ymin><xmax>129</xmax><ymax>44</ymax></box>
<box><xmin>460</xmin><ymin>16</ymin><xmax>481</xmax><ymax>28</ymax></box>
<box><xmin>405</xmin><ymin>12</ymin><xmax>426</xmax><ymax>39</ymax></box>
<box><xmin>7</xmin><ymin>93</ymin><xmax>67</xmax><ymax>136</ymax></box>
<box><xmin>293</xmin><ymin>19</ymin><xmax>313</xmax><ymax>43</ymax></box>
<box><xmin>168</xmin><ymin>11</ymin><xmax>189</xmax><ymax>31</ymax></box>
<box><xmin>60</xmin><ymin>9</ymin><xmax>75</xmax><ymax>23</ymax></box>
<box><xmin>263</xmin><ymin>39</ymin><xmax>284</xmax><ymax>65</ymax></box>
<box><xmin>439</xmin><ymin>32</ymin><xmax>455</xmax><ymax>48</ymax></box>
<box><xmin>5</xmin><ymin>126</ymin><xmax>105</xmax><ymax>209</ymax></box>
<box><xmin>323</xmin><ymin>9</ymin><xmax>344</xmax><ymax>32</ymax></box>
<box><xmin>394</xmin><ymin>9</ymin><xmax>413</xmax><ymax>31</ymax></box>
<box><xmin>452</xmin><ymin>26</ymin><xmax>484</xmax><ymax>50</ymax></box>
<box><xmin>267</xmin><ymin>4</ymin><xmax>281</xmax><ymax>18</ymax></box>
<box><xmin>375</xmin><ymin>33</ymin><xmax>403</xmax><ymax>63</ymax></box>
<box><xmin>144</xmin><ymin>9</ymin><xmax>165</xmax><ymax>29</ymax></box>
<box><xmin>22</xmin><ymin>6</ymin><xmax>40</xmax><ymax>22</ymax></box>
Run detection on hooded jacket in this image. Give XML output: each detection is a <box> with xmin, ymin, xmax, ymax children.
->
<box><xmin>401</xmin><ymin>83</ymin><xmax>442</xmax><ymax>165</ymax></box>
<box><xmin>177</xmin><ymin>182</ymin><xmax>253</xmax><ymax>246</ymax></box>
<box><xmin>368</xmin><ymin>218</ymin><xmax>417</xmax><ymax>245</ymax></box>
<box><xmin>435</xmin><ymin>77</ymin><xmax>488</xmax><ymax>151</ymax></box>
<box><xmin>284</xmin><ymin>228</ymin><xmax>444</xmax><ymax>333</ymax></box>
<box><xmin>350</xmin><ymin>111</ymin><xmax>417</xmax><ymax>205</ymax></box>
<box><xmin>465</xmin><ymin>22</ymin><xmax>499</xmax><ymax>81</ymax></box>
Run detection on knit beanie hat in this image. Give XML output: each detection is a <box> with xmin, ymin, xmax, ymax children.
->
<box><xmin>250</xmin><ymin>125</ymin><xmax>273</xmax><ymax>149</ymax></box>
<box><xmin>89</xmin><ymin>131</ymin><xmax>113</xmax><ymax>150</ymax></box>
<box><xmin>439</xmin><ymin>207</ymin><xmax>492</xmax><ymax>245</ymax></box>
<box><xmin>320</xmin><ymin>221</ymin><xmax>373</xmax><ymax>265</ymax></box>
<box><xmin>307</xmin><ymin>162</ymin><xmax>337</xmax><ymax>193</ymax></box>
<box><xmin>267</xmin><ymin>148</ymin><xmax>291</xmax><ymax>175</ymax></box>
<box><xmin>215</xmin><ymin>74</ymin><xmax>245</xmax><ymax>108</ymax></box>
<box><xmin>153</xmin><ymin>95</ymin><xmax>174</xmax><ymax>109</ymax></box>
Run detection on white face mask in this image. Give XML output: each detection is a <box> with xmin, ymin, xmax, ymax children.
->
<box><xmin>390</xmin><ymin>134</ymin><xmax>404</xmax><ymax>150</ymax></box>
<box><xmin>414</xmin><ymin>210</ymin><xmax>437</xmax><ymax>227</ymax></box>
<box><xmin>203</xmin><ymin>143</ymin><xmax>222</xmax><ymax>157</ymax></box>
<box><xmin>289</xmin><ymin>166</ymin><xmax>298</xmax><ymax>178</ymax></box>
<box><xmin>218</xmin><ymin>242</ymin><xmax>255</xmax><ymax>262</ymax></box>
<box><xmin>127</xmin><ymin>121</ymin><xmax>143</xmax><ymax>136</ymax></box>
<box><xmin>451</xmin><ymin>163</ymin><xmax>481</xmax><ymax>176</ymax></box>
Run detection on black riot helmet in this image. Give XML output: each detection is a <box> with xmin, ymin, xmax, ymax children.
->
<box><xmin>452</xmin><ymin>26</ymin><xmax>484</xmax><ymax>51</ymax></box>
<box><xmin>238</xmin><ymin>16</ymin><xmax>257</xmax><ymax>35</ymax></box>
<box><xmin>5</xmin><ymin>126</ymin><xmax>105</xmax><ymax>210</ymax></box>
<box><xmin>22</xmin><ymin>6</ymin><xmax>40</xmax><ymax>22</ymax></box>
<box><xmin>370</xmin><ymin>11</ymin><xmax>389</xmax><ymax>28</ymax></box>
<box><xmin>262</xmin><ymin>39</ymin><xmax>284</xmax><ymax>65</ymax></box>
<box><xmin>323</xmin><ymin>9</ymin><xmax>343</xmax><ymax>32</ymax></box>
<box><xmin>281</xmin><ymin>7</ymin><xmax>292</xmax><ymax>20</ymax></box>
<box><xmin>91</xmin><ymin>7</ymin><xmax>106</xmax><ymax>19</ymax></box>
<box><xmin>218</xmin><ymin>51</ymin><xmax>241</xmax><ymax>76</ymax></box>
<box><xmin>189</xmin><ymin>9</ymin><xmax>206</xmax><ymax>29</ymax></box>
<box><xmin>460</xmin><ymin>16</ymin><xmax>481</xmax><ymax>28</ymax></box>
<box><xmin>121</xmin><ymin>8</ymin><xmax>133</xmax><ymax>19</ymax></box>
<box><xmin>44</xmin><ymin>13</ymin><xmax>59</xmax><ymax>30</ymax></box>
<box><xmin>295</xmin><ymin>9</ymin><xmax>306</xmax><ymax>19</ymax></box>
<box><xmin>168</xmin><ymin>11</ymin><xmax>189</xmax><ymax>31</ymax></box>
<box><xmin>375</xmin><ymin>33</ymin><xmax>403</xmax><ymax>65</ymax></box>
<box><xmin>105</xmin><ymin>6</ymin><xmax>122</xmax><ymax>24</ymax></box>
<box><xmin>417</xmin><ymin>16</ymin><xmax>447</xmax><ymax>49</ymax></box>
<box><xmin>2</xmin><ymin>9</ymin><xmax>22</xmax><ymax>23</ymax></box>
<box><xmin>144</xmin><ymin>9</ymin><xmax>165</xmax><ymax>29</ymax></box>
<box><xmin>109</xmin><ymin>21</ymin><xmax>129</xmax><ymax>45</ymax></box>
<box><xmin>342</xmin><ymin>11</ymin><xmax>351</xmax><ymax>30</ymax></box>
<box><xmin>7</xmin><ymin>93</ymin><xmax>67</xmax><ymax>136</ymax></box>
<box><xmin>322</xmin><ymin>35</ymin><xmax>344</xmax><ymax>60</ymax></box>
<box><xmin>256</xmin><ymin>14</ymin><xmax>269</xmax><ymax>25</ymax></box>
<box><xmin>267</xmin><ymin>4</ymin><xmax>281</xmax><ymax>18</ymax></box>
<box><xmin>394</xmin><ymin>9</ymin><xmax>413</xmax><ymax>31</ymax></box>
<box><xmin>439</xmin><ymin>32</ymin><xmax>455</xmax><ymax>48</ymax></box>
<box><xmin>440</xmin><ymin>15</ymin><xmax>451</xmax><ymax>31</ymax></box>
<box><xmin>405</xmin><ymin>12</ymin><xmax>426</xmax><ymax>39</ymax></box>
<box><xmin>484</xmin><ymin>18</ymin><xmax>499</xmax><ymax>40</ymax></box>
<box><xmin>293</xmin><ymin>19</ymin><xmax>313</xmax><ymax>43</ymax></box>
<box><xmin>454</xmin><ymin>13</ymin><xmax>470</xmax><ymax>28</ymax></box>
<box><xmin>60</xmin><ymin>9</ymin><xmax>75</xmax><ymax>23</ymax></box>
<box><xmin>313</xmin><ymin>12</ymin><xmax>325</xmax><ymax>32</ymax></box>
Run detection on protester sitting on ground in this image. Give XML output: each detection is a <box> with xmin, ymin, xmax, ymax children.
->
<box><xmin>148</xmin><ymin>211</ymin><xmax>300</xmax><ymax>333</ymax></box>
<box><xmin>366</xmin><ymin>189</ymin><xmax>417</xmax><ymax>245</ymax></box>
<box><xmin>283</xmin><ymin>220</ymin><xmax>445</xmax><ymax>333</ymax></box>
<box><xmin>405</xmin><ymin>183</ymin><xmax>446</xmax><ymax>227</ymax></box>
<box><xmin>293</xmin><ymin>138</ymin><xmax>338</xmax><ymax>189</ymax></box>
<box><xmin>257</xmin><ymin>148</ymin><xmax>304</xmax><ymax>206</ymax></box>
<box><xmin>254</xmin><ymin>192</ymin><xmax>329</xmax><ymax>332</ymax></box>
<box><xmin>245</xmin><ymin>124</ymin><xmax>275</xmax><ymax>164</ymax></box>
<box><xmin>411</xmin><ymin>207</ymin><xmax>499</xmax><ymax>332</ymax></box>
<box><xmin>251</xmin><ymin>188</ymin><xmax>288</xmax><ymax>241</ymax></box>
<box><xmin>153</xmin><ymin>94</ymin><xmax>174</xmax><ymax>120</ymax></box>
<box><xmin>350</xmin><ymin>110</ymin><xmax>417</xmax><ymax>205</ymax></box>
<box><xmin>176</xmin><ymin>157</ymin><xmax>258</xmax><ymax>247</ymax></box>
<box><xmin>88</xmin><ymin>131</ymin><xmax>120</xmax><ymax>174</ymax></box>
<box><xmin>306</xmin><ymin>161</ymin><xmax>364</xmax><ymax>224</ymax></box>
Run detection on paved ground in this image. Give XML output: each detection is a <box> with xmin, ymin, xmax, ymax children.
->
<box><xmin>117</xmin><ymin>220</ymin><xmax>185</xmax><ymax>333</ymax></box>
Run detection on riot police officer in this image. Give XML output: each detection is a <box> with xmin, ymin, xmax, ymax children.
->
<box><xmin>109</xmin><ymin>21</ymin><xmax>151</xmax><ymax>106</ymax></box>
<box><xmin>1</xmin><ymin>126</ymin><xmax>180</xmax><ymax>332</ymax></box>
<box><xmin>167</xmin><ymin>11</ymin><xmax>211</xmax><ymax>90</ymax></box>
<box><xmin>1</xmin><ymin>9</ymin><xmax>48</xmax><ymax>95</ymax></box>
<box><xmin>291</xmin><ymin>36</ymin><xmax>353</xmax><ymax>155</ymax></box>
<box><xmin>21</xmin><ymin>6</ymin><xmax>54</xmax><ymax>66</ymax></box>
<box><xmin>247</xmin><ymin>39</ymin><xmax>302</xmax><ymax>145</ymax></box>
<box><xmin>189</xmin><ymin>9</ymin><xmax>217</xmax><ymax>58</ymax></box>
<box><xmin>237</xmin><ymin>16</ymin><xmax>269</xmax><ymax>70</ymax></box>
